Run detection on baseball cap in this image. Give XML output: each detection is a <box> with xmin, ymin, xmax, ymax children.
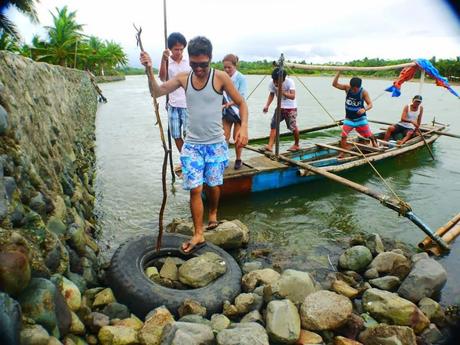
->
<box><xmin>413</xmin><ymin>95</ymin><xmax>423</xmax><ymax>102</ymax></box>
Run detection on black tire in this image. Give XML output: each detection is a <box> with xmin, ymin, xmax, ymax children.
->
<box><xmin>107</xmin><ymin>233</ymin><xmax>242</xmax><ymax>319</ymax></box>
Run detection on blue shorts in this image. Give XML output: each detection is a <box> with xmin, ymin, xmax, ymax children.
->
<box><xmin>180</xmin><ymin>141</ymin><xmax>228</xmax><ymax>190</ymax></box>
<box><xmin>168</xmin><ymin>106</ymin><xmax>188</xmax><ymax>139</ymax></box>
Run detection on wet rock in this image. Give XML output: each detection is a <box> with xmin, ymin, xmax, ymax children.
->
<box><xmin>0</xmin><ymin>250</ymin><xmax>31</xmax><ymax>296</ymax></box>
<box><xmin>300</xmin><ymin>290</ymin><xmax>353</xmax><ymax>331</ymax></box>
<box><xmin>102</xmin><ymin>302</ymin><xmax>130</xmax><ymax>320</ymax></box>
<box><xmin>98</xmin><ymin>325</ymin><xmax>139</xmax><ymax>345</ymax></box>
<box><xmin>266</xmin><ymin>299</ymin><xmax>301</xmax><ymax>344</ymax></box>
<box><xmin>364</xmin><ymin>233</ymin><xmax>385</xmax><ymax>256</ymax></box>
<box><xmin>216</xmin><ymin>322</ymin><xmax>269</xmax><ymax>345</ymax></box>
<box><xmin>358</xmin><ymin>324</ymin><xmax>416</xmax><ymax>345</ymax></box>
<box><xmin>242</xmin><ymin>261</ymin><xmax>263</xmax><ymax>274</ymax></box>
<box><xmin>240</xmin><ymin>310</ymin><xmax>264</xmax><ymax>325</ymax></box>
<box><xmin>66</xmin><ymin>272</ymin><xmax>87</xmax><ymax>293</ymax></box>
<box><xmin>334</xmin><ymin>336</ymin><xmax>363</xmax><ymax>345</ymax></box>
<box><xmin>178</xmin><ymin>299</ymin><xmax>207</xmax><ymax>318</ymax></box>
<box><xmin>138</xmin><ymin>306</ymin><xmax>174</xmax><ymax>345</ymax></box>
<box><xmin>211</xmin><ymin>314</ymin><xmax>231</xmax><ymax>331</ymax></box>
<box><xmin>52</xmin><ymin>275</ymin><xmax>82</xmax><ymax>311</ymax></box>
<box><xmin>160</xmin><ymin>322</ymin><xmax>214</xmax><ymax>345</ymax></box>
<box><xmin>20</xmin><ymin>324</ymin><xmax>50</xmax><ymax>345</ymax></box>
<box><xmin>159</xmin><ymin>257</ymin><xmax>178</xmax><ymax>281</ymax></box>
<box><xmin>339</xmin><ymin>246</ymin><xmax>372</xmax><ymax>272</ymax></box>
<box><xmin>69</xmin><ymin>310</ymin><xmax>85</xmax><ymax>335</ymax></box>
<box><xmin>93</xmin><ymin>288</ymin><xmax>116</xmax><ymax>307</ymax></box>
<box><xmin>419</xmin><ymin>323</ymin><xmax>444</xmax><ymax>344</ymax></box>
<box><xmin>296</xmin><ymin>329</ymin><xmax>323</xmax><ymax>344</ymax></box>
<box><xmin>418</xmin><ymin>297</ymin><xmax>447</xmax><ymax>327</ymax></box>
<box><xmin>0</xmin><ymin>104</ymin><xmax>8</xmax><ymax>135</ymax></box>
<box><xmin>0</xmin><ymin>292</ymin><xmax>21</xmax><ymax>345</ymax></box>
<box><xmin>368</xmin><ymin>252</ymin><xmax>409</xmax><ymax>275</ymax></box>
<box><xmin>234</xmin><ymin>292</ymin><xmax>263</xmax><ymax>314</ymax></box>
<box><xmin>362</xmin><ymin>288</ymin><xmax>429</xmax><ymax>334</ymax></box>
<box><xmin>331</xmin><ymin>279</ymin><xmax>359</xmax><ymax>299</ymax></box>
<box><xmin>397</xmin><ymin>257</ymin><xmax>447</xmax><ymax>303</ymax></box>
<box><xmin>264</xmin><ymin>269</ymin><xmax>319</xmax><ymax>305</ymax></box>
<box><xmin>168</xmin><ymin>218</ymin><xmax>249</xmax><ymax>249</ymax></box>
<box><xmin>178</xmin><ymin>252</ymin><xmax>226</xmax><ymax>288</ymax></box>
<box><xmin>18</xmin><ymin>277</ymin><xmax>71</xmax><ymax>338</ymax></box>
<box><xmin>368</xmin><ymin>276</ymin><xmax>400</xmax><ymax>291</ymax></box>
<box><xmin>241</xmin><ymin>268</ymin><xmax>280</xmax><ymax>292</ymax></box>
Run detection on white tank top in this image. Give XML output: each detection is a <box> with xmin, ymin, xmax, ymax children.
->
<box><xmin>398</xmin><ymin>103</ymin><xmax>421</xmax><ymax>129</ymax></box>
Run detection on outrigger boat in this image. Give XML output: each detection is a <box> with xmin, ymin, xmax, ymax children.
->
<box><xmin>221</xmin><ymin>122</ymin><xmax>446</xmax><ymax>197</ymax></box>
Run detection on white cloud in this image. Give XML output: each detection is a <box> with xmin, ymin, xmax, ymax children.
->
<box><xmin>5</xmin><ymin>0</ymin><xmax>460</xmax><ymax>66</ymax></box>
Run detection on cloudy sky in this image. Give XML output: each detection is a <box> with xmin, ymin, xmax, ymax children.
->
<box><xmin>7</xmin><ymin>0</ymin><xmax>460</xmax><ymax>66</ymax></box>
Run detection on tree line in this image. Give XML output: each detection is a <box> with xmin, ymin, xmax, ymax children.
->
<box><xmin>1</xmin><ymin>2</ymin><xmax>127</xmax><ymax>76</ymax></box>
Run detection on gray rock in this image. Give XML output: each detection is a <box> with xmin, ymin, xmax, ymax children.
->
<box><xmin>420</xmin><ymin>323</ymin><xmax>444</xmax><ymax>345</ymax></box>
<box><xmin>240</xmin><ymin>310</ymin><xmax>264</xmax><ymax>325</ymax></box>
<box><xmin>300</xmin><ymin>290</ymin><xmax>352</xmax><ymax>331</ymax></box>
<box><xmin>368</xmin><ymin>276</ymin><xmax>400</xmax><ymax>291</ymax></box>
<box><xmin>362</xmin><ymin>288</ymin><xmax>429</xmax><ymax>334</ymax></box>
<box><xmin>29</xmin><ymin>192</ymin><xmax>46</xmax><ymax>215</ymax></box>
<box><xmin>210</xmin><ymin>314</ymin><xmax>230</xmax><ymax>331</ymax></box>
<box><xmin>178</xmin><ymin>252</ymin><xmax>227</xmax><ymax>288</ymax></box>
<box><xmin>178</xmin><ymin>314</ymin><xmax>211</xmax><ymax>326</ymax></box>
<box><xmin>102</xmin><ymin>302</ymin><xmax>130</xmax><ymax>320</ymax></box>
<box><xmin>264</xmin><ymin>269</ymin><xmax>319</xmax><ymax>305</ymax></box>
<box><xmin>4</xmin><ymin>176</ymin><xmax>16</xmax><ymax>201</ymax></box>
<box><xmin>418</xmin><ymin>297</ymin><xmax>447</xmax><ymax>327</ymax></box>
<box><xmin>358</xmin><ymin>324</ymin><xmax>416</xmax><ymax>345</ymax></box>
<box><xmin>368</xmin><ymin>251</ymin><xmax>410</xmax><ymax>275</ymax></box>
<box><xmin>365</xmin><ymin>233</ymin><xmax>385</xmax><ymax>256</ymax></box>
<box><xmin>266</xmin><ymin>299</ymin><xmax>301</xmax><ymax>344</ymax></box>
<box><xmin>338</xmin><ymin>246</ymin><xmax>373</xmax><ymax>272</ymax></box>
<box><xmin>364</xmin><ymin>268</ymin><xmax>379</xmax><ymax>280</ymax></box>
<box><xmin>397</xmin><ymin>257</ymin><xmax>447</xmax><ymax>303</ymax></box>
<box><xmin>0</xmin><ymin>292</ymin><xmax>21</xmax><ymax>345</ymax></box>
<box><xmin>161</xmin><ymin>322</ymin><xmax>214</xmax><ymax>345</ymax></box>
<box><xmin>241</xmin><ymin>268</ymin><xmax>280</xmax><ymax>292</ymax></box>
<box><xmin>216</xmin><ymin>322</ymin><xmax>269</xmax><ymax>345</ymax></box>
<box><xmin>0</xmin><ymin>104</ymin><xmax>8</xmax><ymax>135</ymax></box>
<box><xmin>160</xmin><ymin>257</ymin><xmax>179</xmax><ymax>281</ymax></box>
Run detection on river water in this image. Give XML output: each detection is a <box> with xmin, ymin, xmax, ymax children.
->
<box><xmin>95</xmin><ymin>75</ymin><xmax>460</xmax><ymax>306</ymax></box>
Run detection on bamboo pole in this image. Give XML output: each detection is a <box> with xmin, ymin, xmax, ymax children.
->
<box><xmin>442</xmin><ymin>223</ymin><xmax>460</xmax><ymax>244</ymax></box>
<box><xmin>419</xmin><ymin>213</ymin><xmax>460</xmax><ymax>249</ymax></box>
<box><xmin>285</xmin><ymin>61</ymin><xmax>416</xmax><ymax>72</ymax></box>
<box><xmin>244</xmin><ymin>144</ymin><xmax>450</xmax><ymax>251</ymax></box>
<box><xmin>416</xmin><ymin>127</ymin><xmax>435</xmax><ymax>160</ymax></box>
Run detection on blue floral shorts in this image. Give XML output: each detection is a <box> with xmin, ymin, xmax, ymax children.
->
<box><xmin>180</xmin><ymin>141</ymin><xmax>229</xmax><ymax>190</ymax></box>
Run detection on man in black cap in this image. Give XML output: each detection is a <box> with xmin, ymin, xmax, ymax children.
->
<box><xmin>383</xmin><ymin>95</ymin><xmax>424</xmax><ymax>145</ymax></box>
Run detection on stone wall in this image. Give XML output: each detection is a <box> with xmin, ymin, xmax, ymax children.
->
<box><xmin>0</xmin><ymin>51</ymin><xmax>99</xmax><ymax>287</ymax></box>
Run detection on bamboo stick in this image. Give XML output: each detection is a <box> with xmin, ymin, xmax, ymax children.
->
<box><xmin>442</xmin><ymin>223</ymin><xmax>460</xmax><ymax>244</ymax></box>
<box><xmin>315</xmin><ymin>143</ymin><xmax>362</xmax><ymax>157</ymax></box>
<box><xmin>419</xmin><ymin>213</ymin><xmax>460</xmax><ymax>249</ymax></box>
<box><xmin>285</xmin><ymin>61</ymin><xmax>416</xmax><ymax>72</ymax></box>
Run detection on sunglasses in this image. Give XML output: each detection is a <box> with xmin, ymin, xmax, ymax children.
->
<box><xmin>190</xmin><ymin>61</ymin><xmax>210</xmax><ymax>69</ymax></box>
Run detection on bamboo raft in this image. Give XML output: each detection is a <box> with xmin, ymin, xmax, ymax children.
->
<box><xmin>221</xmin><ymin>123</ymin><xmax>446</xmax><ymax>197</ymax></box>
<box><xmin>419</xmin><ymin>213</ymin><xmax>460</xmax><ymax>256</ymax></box>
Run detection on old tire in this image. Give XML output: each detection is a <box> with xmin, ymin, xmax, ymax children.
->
<box><xmin>107</xmin><ymin>233</ymin><xmax>242</xmax><ymax>319</ymax></box>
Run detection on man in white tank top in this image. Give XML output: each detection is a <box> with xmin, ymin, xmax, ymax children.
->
<box><xmin>140</xmin><ymin>36</ymin><xmax>249</xmax><ymax>254</ymax></box>
<box><xmin>384</xmin><ymin>95</ymin><xmax>424</xmax><ymax>145</ymax></box>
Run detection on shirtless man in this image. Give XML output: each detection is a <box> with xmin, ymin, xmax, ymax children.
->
<box><xmin>140</xmin><ymin>36</ymin><xmax>249</xmax><ymax>254</ymax></box>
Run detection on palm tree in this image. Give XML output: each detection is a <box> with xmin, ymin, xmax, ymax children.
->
<box><xmin>0</xmin><ymin>0</ymin><xmax>39</xmax><ymax>40</ymax></box>
<box><xmin>33</xmin><ymin>6</ymin><xmax>84</xmax><ymax>66</ymax></box>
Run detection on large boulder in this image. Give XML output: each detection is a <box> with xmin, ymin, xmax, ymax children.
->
<box><xmin>362</xmin><ymin>288</ymin><xmax>429</xmax><ymax>334</ymax></box>
<box><xmin>338</xmin><ymin>246</ymin><xmax>373</xmax><ymax>272</ymax></box>
<box><xmin>300</xmin><ymin>290</ymin><xmax>352</xmax><ymax>331</ymax></box>
<box><xmin>18</xmin><ymin>278</ymin><xmax>71</xmax><ymax>338</ymax></box>
<box><xmin>397</xmin><ymin>257</ymin><xmax>447</xmax><ymax>303</ymax></box>
<box><xmin>264</xmin><ymin>269</ymin><xmax>319</xmax><ymax>305</ymax></box>
<box><xmin>216</xmin><ymin>322</ymin><xmax>269</xmax><ymax>345</ymax></box>
<box><xmin>178</xmin><ymin>252</ymin><xmax>227</xmax><ymax>288</ymax></box>
<box><xmin>266</xmin><ymin>299</ymin><xmax>300</xmax><ymax>344</ymax></box>
<box><xmin>167</xmin><ymin>219</ymin><xmax>249</xmax><ymax>249</ymax></box>
<box><xmin>358</xmin><ymin>324</ymin><xmax>416</xmax><ymax>345</ymax></box>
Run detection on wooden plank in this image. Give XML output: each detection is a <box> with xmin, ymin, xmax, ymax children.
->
<box><xmin>315</xmin><ymin>143</ymin><xmax>362</xmax><ymax>157</ymax></box>
<box><xmin>347</xmin><ymin>141</ymin><xmax>384</xmax><ymax>152</ymax></box>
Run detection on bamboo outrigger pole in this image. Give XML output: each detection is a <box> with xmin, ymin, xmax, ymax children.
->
<box><xmin>134</xmin><ymin>25</ymin><xmax>168</xmax><ymax>251</ymax></box>
<box><xmin>244</xmin><ymin>144</ymin><xmax>450</xmax><ymax>251</ymax></box>
<box><xmin>163</xmin><ymin>0</ymin><xmax>176</xmax><ymax>185</ymax></box>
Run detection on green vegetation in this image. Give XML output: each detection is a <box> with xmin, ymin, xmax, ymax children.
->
<box><xmin>1</xmin><ymin>3</ymin><xmax>127</xmax><ymax>76</ymax></box>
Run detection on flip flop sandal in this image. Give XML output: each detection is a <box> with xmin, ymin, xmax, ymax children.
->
<box><xmin>179</xmin><ymin>240</ymin><xmax>207</xmax><ymax>255</ymax></box>
<box><xmin>206</xmin><ymin>220</ymin><xmax>224</xmax><ymax>230</ymax></box>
